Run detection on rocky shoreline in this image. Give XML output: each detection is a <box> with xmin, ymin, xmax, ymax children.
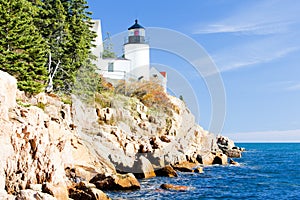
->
<box><xmin>0</xmin><ymin>70</ymin><xmax>244</xmax><ymax>200</ymax></box>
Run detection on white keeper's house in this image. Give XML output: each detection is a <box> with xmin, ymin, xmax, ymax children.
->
<box><xmin>91</xmin><ymin>19</ymin><xmax>167</xmax><ymax>91</ymax></box>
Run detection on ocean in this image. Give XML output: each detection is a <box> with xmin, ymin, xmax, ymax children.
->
<box><xmin>106</xmin><ymin>143</ymin><xmax>300</xmax><ymax>200</ymax></box>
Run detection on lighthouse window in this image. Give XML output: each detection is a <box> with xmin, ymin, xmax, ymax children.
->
<box><xmin>108</xmin><ymin>62</ymin><xmax>114</xmax><ymax>72</ymax></box>
<box><xmin>134</xmin><ymin>30</ymin><xmax>139</xmax><ymax>36</ymax></box>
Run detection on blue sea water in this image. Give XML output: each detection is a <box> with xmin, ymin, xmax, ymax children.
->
<box><xmin>107</xmin><ymin>143</ymin><xmax>300</xmax><ymax>200</ymax></box>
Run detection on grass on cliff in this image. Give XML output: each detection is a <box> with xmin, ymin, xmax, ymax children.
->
<box><xmin>92</xmin><ymin>78</ymin><xmax>177</xmax><ymax>128</ymax></box>
<box><xmin>16</xmin><ymin>99</ymin><xmax>31</xmax><ymax>107</ymax></box>
<box><xmin>115</xmin><ymin>80</ymin><xmax>172</xmax><ymax>109</ymax></box>
<box><xmin>94</xmin><ymin>79</ymin><xmax>173</xmax><ymax>109</ymax></box>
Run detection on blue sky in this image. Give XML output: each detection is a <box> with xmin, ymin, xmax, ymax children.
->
<box><xmin>87</xmin><ymin>0</ymin><xmax>300</xmax><ymax>142</ymax></box>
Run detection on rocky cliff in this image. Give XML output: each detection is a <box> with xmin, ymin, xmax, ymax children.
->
<box><xmin>0</xmin><ymin>70</ymin><xmax>241</xmax><ymax>199</ymax></box>
<box><xmin>0</xmin><ymin>71</ymin><xmax>116</xmax><ymax>199</ymax></box>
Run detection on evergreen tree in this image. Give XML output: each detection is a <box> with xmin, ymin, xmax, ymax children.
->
<box><xmin>73</xmin><ymin>54</ymin><xmax>100</xmax><ymax>102</ymax></box>
<box><xmin>0</xmin><ymin>0</ymin><xmax>48</xmax><ymax>94</ymax></box>
<box><xmin>30</xmin><ymin>0</ymin><xmax>96</xmax><ymax>94</ymax></box>
<box><xmin>32</xmin><ymin>0</ymin><xmax>68</xmax><ymax>93</ymax></box>
<box><xmin>59</xmin><ymin>0</ymin><xmax>96</xmax><ymax>94</ymax></box>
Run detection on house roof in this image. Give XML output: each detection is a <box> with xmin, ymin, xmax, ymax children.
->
<box><xmin>160</xmin><ymin>72</ymin><xmax>167</xmax><ymax>78</ymax></box>
<box><xmin>128</xmin><ymin>19</ymin><xmax>144</xmax><ymax>30</ymax></box>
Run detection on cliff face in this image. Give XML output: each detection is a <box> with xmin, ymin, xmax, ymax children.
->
<box><xmin>72</xmin><ymin>92</ymin><xmax>220</xmax><ymax>174</ymax></box>
<box><xmin>0</xmin><ymin>70</ymin><xmax>233</xmax><ymax>198</ymax></box>
<box><xmin>0</xmin><ymin>71</ymin><xmax>115</xmax><ymax>199</ymax></box>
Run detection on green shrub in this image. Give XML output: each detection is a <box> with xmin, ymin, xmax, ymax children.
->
<box><xmin>37</xmin><ymin>102</ymin><xmax>46</xmax><ymax>110</ymax></box>
<box><xmin>16</xmin><ymin>99</ymin><xmax>31</xmax><ymax>107</ymax></box>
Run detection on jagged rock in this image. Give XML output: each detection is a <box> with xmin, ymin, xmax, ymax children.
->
<box><xmin>124</xmin><ymin>142</ymin><xmax>136</xmax><ymax>155</ymax></box>
<box><xmin>76</xmin><ymin>181</ymin><xmax>96</xmax><ymax>190</ymax></box>
<box><xmin>0</xmin><ymin>70</ymin><xmax>241</xmax><ymax>196</ymax></box>
<box><xmin>202</xmin><ymin>152</ymin><xmax>215</xmax><ymax>165</ymax></box>
<box><xmin>88</xmin><ymin>188</ymin><xmax>111</xmax><ymax>200</ymax></box>
<box><xmin>28</xmin><ymin>184</ymin><xmax>42</xmax><ymax>192</ymax></box>
<box><xmin>226</xmin><ymin>149</ymin><xmax>242</xmax><ymax>158</ymax></box>
<box><xmin>148</xmin><ymin>115</ymin><xmax>156</xmax><ymax>123</ymax></box>
<box><xmin>89</xmin><ymin>173</ymin><xmax>140</xmax><ymax>190</ymax></box>
<box><xmin>164</xmin><ymin>150</ymin><xmax>187</xmax><ymax>166</ymax></box>
<box><xmin>0</xmin><ymin>70</ymin><xmax>17</xmax><ymax>120</ymax></box>
<box><xmin>201</xmin><ymin>152</ymin><xmax>228</xmax><ymax>165</ymax></box>
<box><xmin>196</xmin><ymin>154</ymin><xmax>203</xmax><ymax>164</ymax></box>
<box><xmin>172</xmin><ymin>161</ymin><xmax>197</xmax><ymax>172</ymax></box>
<box><xmin>75</xmin><ymin>164</ymin><xmax>115</xmax><ymax>184</ymax></box>
<box><xmin>0</xmin><ymin>125</ymin><xmax>14</xmax><ymax>192</ymax></box>
<box><xmin>138</xmin><ymin>143</ymin><xmax>152</xmax><ymax>153</ymax></box>
<box><xmin>139</xmin><ymin>112</ymin><xmax>148</xmax><ymax>121</ymax></box>
<box><xmin>133</xmin><ymin>156</ymin><xmax>156</xmax><ymax>179</ymax></box>
<box><xmin>69</xmin><ymin>189</ymin><xmax>93</xmax><ymax>200</ymax></box>
<box><xmin>60</xmin><ymin>104</ymin><xmax>72</xmax><ymax>125</ymax></box>
<box><xmin>0</xmin><ymin>192</ymin><xmax>15</xmax><ymax>200</ymax></box>
<box><xmin>216</xmin><ymin>136</ymin><xmax>235</xmax><ymax>150</ymax></box>
<box><xmin>160</xmin><ymin>184</ymin><xmax>189</xmax><ymax>191</ymax></box>
<box><xmin>186</xmin><ymin>152</ymin><xmax>199</xmax><ymax>163</ymax></box>
<box><xmin>194</xmin><ymin>167</ymin><xmax>204</xmax><ymax>173</ymax></box>
<box><xmin>44</xmin><ymin>104</ymin><xmax>61</xmax><ymax>123</ymax></box>
<box><xmin>229</xmin><ymin>159</ymin><xmax>240</xmax><ymax>166</ymax></box>
<box><xmin>217</xmin><ymin>135</ymin><xmax>244</xmax><ymax>158</ymax></box>
<box><xmin>69</xmin><ymin>187</ymin><xmax>111</xmax><ymax>200</ymax></box>
<box><xmin>150</xmin><ymin>136</ymin><xmax>163</xmax><ymax>149</ymax></box>
<box><xmin>97</xmin><ymin>108</ymin><xmax>115</xmax><ymax>124</ymax></box>
<box><xmin>136</xmin><ymin>104</ymin><xmax>147</xmax><ymax>114</ymax></box>
<box><xmin>108</xmin><ymin>151</ymin><xmax>135</xmax><ymax>174</ymax></box>
<box><xmin>159</xmin><ymin>135</ymin><xmax>171</xmax><ymax>143</ymax></box>
<box><xmin>65</xmin><ymin>167</ymin><xmax>84</xmax><ymax>183</ymax></box>
<box><xmin>16</xmin><ymin>189</ymin><xmax>56</xmax><ymax>200</ymax></box>
<box><xmin>146</xmin><ymin>149</ymin><xmax>166</xmax><ymax>169</ymax></box>
<box><xmin>42</xmin><ymin>183</ymin><xmax>68</xmax><ymax>200</ymax></box>
<box><xmin>72</xmin><ymin>80</ymin><xmax>231</xmax><ymax>178</ymax></box>
<box><xmin>155</xmin><ymin>165</ymin><xmax>178</xmax><ymax>177</ymax></box>
<box><xmin>36</xmin><ymin>93</ymin><xmax>48</xmax><ymax>105</ymax></box>
<box><xmin>212</xmin><ymin>152</ymin><xmax>228</xmax><ymax>165</ymax></box>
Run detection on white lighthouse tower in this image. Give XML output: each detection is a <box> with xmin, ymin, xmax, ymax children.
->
<box><xmin>124</xmin><ymin>20</ymin><xmax>150</xmax><ymax>80</ymax></box>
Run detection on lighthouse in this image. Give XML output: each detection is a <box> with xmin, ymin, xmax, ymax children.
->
<box><xmin>124</xmin><ymin>20</ymin><xmax>150</xmax><ymax>80</ymax></box>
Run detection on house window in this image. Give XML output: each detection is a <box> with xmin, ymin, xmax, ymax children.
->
<box><xmin>108</xmin><ymin>62</ymin><xmax>114</xmax><ymax>72</ymax></box>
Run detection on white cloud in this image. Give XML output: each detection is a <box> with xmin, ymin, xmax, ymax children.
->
<box><xmin>192</xmin><ymin>0</ymin><xmax>300</xmax><ymax>73</ymax></box>
<box><xmin>216</xmin><ymin>46</ymin><xmax>300</xmax><ymax>72</ymax></box>
<box><xmin>286</xmin><ymin>83</ymin><xmax>300</xmax><ymax>91</ymax></box>
<box><xmin>194</xmin><ymin>0</ymin><xmax>300</xmax><ymax>35</ymax></box>
<box><xmin>224</xmin><ymin>129</ymin><xmax>300</xmax><ymax>142</ymax></box>
<box><xmin>269</xmin><ymin>81</ymin><xmax>300</xmax><ymax>92</ymax></box>
<box><xmin>196</xmin><ymin>21</ymin><xmax>293</xmax><ymax>35</ymax></box>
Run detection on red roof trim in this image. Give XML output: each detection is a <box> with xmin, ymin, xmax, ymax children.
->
<box><xmin>160</xmin><ymin>71</ymin><xmax>167</xmax><ymax>77</ymax></box>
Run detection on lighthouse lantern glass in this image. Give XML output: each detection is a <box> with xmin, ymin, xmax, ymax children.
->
<box><xmin>129</xmin><ymin>28</ymin><xmax>145</xmax><ymax>37</ymax></box>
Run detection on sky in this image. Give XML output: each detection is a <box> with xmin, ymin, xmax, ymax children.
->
<box><xmin>87</xmin><ymin>0</ymin><xmax>300</xmax><ymax>142</ymax></box>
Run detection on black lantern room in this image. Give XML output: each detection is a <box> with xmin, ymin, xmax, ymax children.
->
<box><xmin>127</xmin><ymin>19</ymin><xmax>145</xmax><ymax>44</ymax></box>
